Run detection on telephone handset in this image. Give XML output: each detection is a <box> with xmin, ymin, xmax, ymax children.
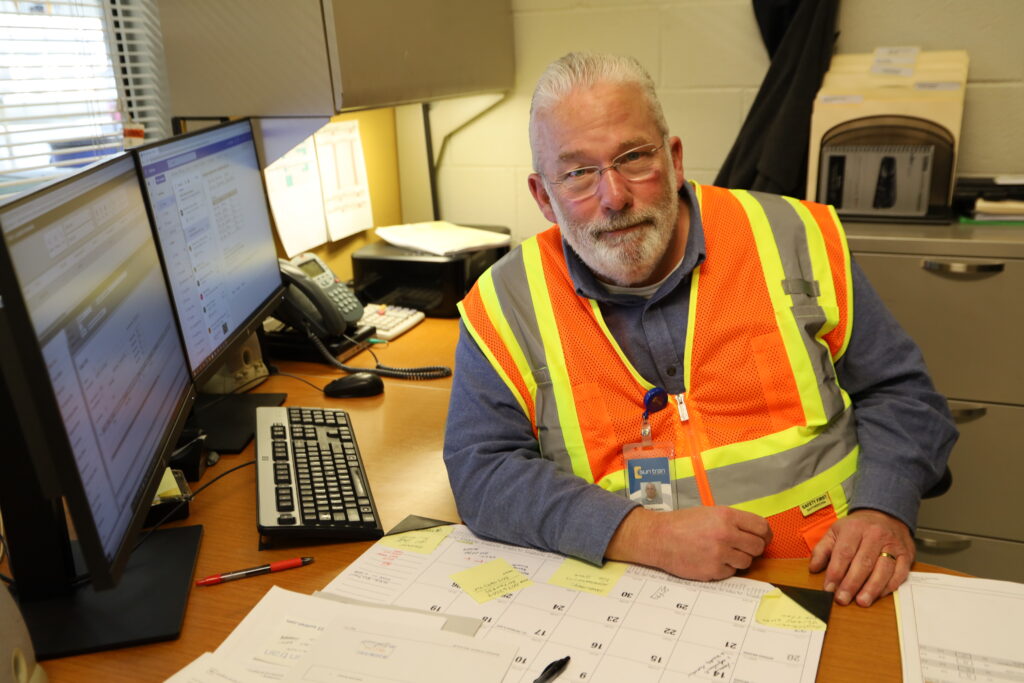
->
<box><xmin>276</xmin><ymin>254</ymin><xmax>364</xmax><ymax>340</ymax></box>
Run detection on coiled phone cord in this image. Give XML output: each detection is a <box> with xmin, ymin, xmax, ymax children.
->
<box><xmin>304</xmin><ymin>325</ymin><xmax>452</xmax><ymax>381</ymax></box>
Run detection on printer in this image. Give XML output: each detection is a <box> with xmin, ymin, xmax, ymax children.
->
<box><xmin>352</xmin><ymin>240</ymin><xmax>508</xmax><ymax>318</ymax></box>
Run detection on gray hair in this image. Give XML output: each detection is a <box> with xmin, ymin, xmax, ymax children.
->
<box><xmin>529</xmin><ymin>52</ymin><xmax>669</xmax><ymax>172</ymax></box>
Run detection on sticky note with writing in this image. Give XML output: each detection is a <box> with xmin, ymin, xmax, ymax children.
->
<box><xmin>549</xmin><ymin>557</ymin><xmax>628</xmax><ymax>596</ymax></box>
<box><xmin>754</xmin><ymin>589</ymin><xmax>827</xmax><ymax>631</ymax></box>
<box><xmin>378</xmin><ymin>525</ymin><xmax>454</xmax><ymax>554</ymax></box>
<box><xmin>450</xmin><ymin>559</ymin><xmax>532</xmax><ymax>604</ymax></box>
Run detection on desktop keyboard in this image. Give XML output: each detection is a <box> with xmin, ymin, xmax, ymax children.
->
<box><xmin>359</xmin><ymin>303</ymin><xmax>425</xmax><ymax>341</ymax></box>
<box><xmin>255</xmin><ymin>406</ymin><xmax>383</xmax><ymax>541</ymax></box>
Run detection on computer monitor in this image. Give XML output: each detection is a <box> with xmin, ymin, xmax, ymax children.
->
<box><xmin>0</xmin><ymin>155</ymin><xmax>202</xmax><ymax>658</ymax></box>
<box><xmin>135</xmin><ymin>119</ymin><xmax>287</xmax><ymax>451</ymax></box>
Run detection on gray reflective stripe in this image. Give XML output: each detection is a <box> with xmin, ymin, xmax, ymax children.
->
<box><xmin>747</xmin><ymin>191</ymin><xmax>845</xmax><ymax>420</ymax></box>
<box><xmin>487</xmin><ymin>241</ymin><xmax>573</xmax><ymax>469</ymax></box>
<box><xmin>705</xmin><ymin>407</ymin><xmax>858</xmax><ymax>507</ymax></box>
<box><xmin>673</xmin><ymin>477</ymin><xmax>702</xmax><ymax>508</ymax></box>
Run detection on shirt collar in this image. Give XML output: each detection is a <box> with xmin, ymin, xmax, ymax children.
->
<box><xmin>562</xmin><ymin>180</ymin><xmax>706</xmax><ymax>304</ymax></box>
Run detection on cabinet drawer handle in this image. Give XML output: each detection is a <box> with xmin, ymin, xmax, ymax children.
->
<box><xmin>915</xmin><ymin>533</ymin><xmax>972</xmax><ymax>552</ymax></box>
<box><xmin>947</xmin><ymin>403</ymin><xmax>988</xmax><ymax>422</ymax></box>
<box><xmin>922</xmin><ymin>259</ymin><xmax>1005</xmax><ymax>274</ymax></box>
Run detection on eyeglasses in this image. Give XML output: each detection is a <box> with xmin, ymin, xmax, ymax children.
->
<box><xmin>548</xmin><ymin>143</ymin><xmax>665</xmax><ymax>199</ymax></box>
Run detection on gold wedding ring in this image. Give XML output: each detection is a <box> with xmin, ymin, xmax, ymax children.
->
<box><xmin>879</xmin><ymin>551</ymin><xmax>897</xmax><ymax>562</ymax></box>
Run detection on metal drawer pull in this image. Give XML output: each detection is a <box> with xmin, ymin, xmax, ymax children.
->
<box><xmin>915</xmin><ymin>533</ymin><xmax>972</xmax><ymax>552</ymax></box>
<box><xmin>948</xmin><ymin>403</ymin><xmax>988</xmax><ymax>422</ymax></box>
<box><xmin>922</xmin><ymin>259</ymin><xmax>1005</xmax><ymax>274</ymax></box>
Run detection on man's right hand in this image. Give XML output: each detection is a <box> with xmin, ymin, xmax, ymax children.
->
<box><xmin>606</xmin><ymin>506</ymin><xmax>772</xmax><ymax>581</ymax></box>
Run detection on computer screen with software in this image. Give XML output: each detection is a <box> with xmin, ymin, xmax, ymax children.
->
<box><xmin>135</xmin><ymin>119</ymin><xmax>287</xmax><ymax>451</ymax></box>
<box><xmin>135</xmin><ymin>118</ymin><xmax>284</xmax><ymax>386</ymax></box>
<box><xmin>0</xmin><ymin>154</ymin><xmax>201</xmax><ymax>658</ymax></box>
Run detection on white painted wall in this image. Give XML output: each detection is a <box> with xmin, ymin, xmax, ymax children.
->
<box><xmin>429</xmin><ymin>0</ymin><xmax>1024</xmax><ymax>244</ymax></box>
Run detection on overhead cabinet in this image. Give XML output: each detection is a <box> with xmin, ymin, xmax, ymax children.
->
<box><xmin>156</xmin><ymin>0</ymin><xmax>515</xmax><ymax>117</ymax></box>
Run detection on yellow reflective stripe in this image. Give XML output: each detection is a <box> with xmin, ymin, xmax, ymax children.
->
<box><xmin>700</xmin><ymin>423</ymin><xmax>817</xmax><ymax>471</ymax></box>
<box><xmin>828</xmin><ymin>204</ymin><xmax>854</xmax><ymax>360</ymax></box>
<box><xmin>596</xmin><ymin>469</ymin><xmax>625</xmax><ymax>493</ymax></box>
<box><xmin>730</xmin><ymin>447</ymin><xmax>859</xmax><ymax>517</ymax></box>
<box><xmin>522</xmin><ymin>239</ymin><xmax>593</xmax><ymax>482</ymax></box>
<box><xmin>828</xmin><ymin>482</ymin><xmax>849</xmax><ymax>518</ymax></box>
<box><xmin>459</xmin><ymin>274</ymin><xmax>536</xmax><ymax>417</ymax></box>
<box><xmin>588</xmin><ymin>299</ymin><xmax>653</xmax><ymax>390</ymax></box>
<box><xmin>684</xmin><ymin>181</ymin><xmax>704</xmax><ymax>389</ymax></box>
<box><xmin>734</xmin><ymin>190</ymin><xmax>827</xmax><ymax>427</ymax></box>
<box><xmin>782</xmin><ymin>196</ymin><xmax>839</xmax><ymax>336</ymax></box>
<box><xmin>457</xmin><ymin>298</ymin><xmax>530</xmax><ymax>418</ymax></box>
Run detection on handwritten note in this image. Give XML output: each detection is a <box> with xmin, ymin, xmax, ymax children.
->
<box><xmin>754</xmin><ymin>589</ymin><xmax>826</xmax><ymax>631</ymax></box>
<box><xmin>450</xmin><ymin>559</ymin><xmax>532</xmax><ymax>604</ymax></box>
<box><xmin>549</xmin><ymin>557</ymin><xmax>628</xmax><ymax>596</ymax></box>
<box><xmin>379</xmin><ymin>526</ymin><xmax>455</xmax><ymax>555</ymax></box>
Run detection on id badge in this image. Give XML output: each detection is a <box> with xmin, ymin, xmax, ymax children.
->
<box><xmin>623</xmin><ymin>442</ymin><xmax>675</xmax><ymax>511</ymax></box>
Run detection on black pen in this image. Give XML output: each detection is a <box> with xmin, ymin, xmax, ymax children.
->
<box><xmin>533</xmin><ymin>655</ymin><xmax>570</xmax><ymax>683</ymax></box>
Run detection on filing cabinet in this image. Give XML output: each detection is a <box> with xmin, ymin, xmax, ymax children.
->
<box><xmin>847</xmin><ymin>221</ymin><xmax>1024</xmax><ymax>582</ymax></box>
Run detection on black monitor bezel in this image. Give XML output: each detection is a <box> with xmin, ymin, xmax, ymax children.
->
<box><xmin>0</xmin><ymin>154</ymin><xmax>197</xmax><ymax>592</ymax></box>
<box><xmin>131</xmin><ymin>117</ymin><xmax>286</xmax><ymax>388</ymax></box>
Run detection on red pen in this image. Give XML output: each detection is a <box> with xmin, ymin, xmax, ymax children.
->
<box><xmin>196</xmin><ymin>557</ymin><xmax>314</xmax><ymax>586</ymax></box>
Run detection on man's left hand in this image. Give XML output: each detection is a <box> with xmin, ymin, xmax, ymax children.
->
<box><xmin>808</xmin><ymin>509</ymin><xmax>915</xmax><ymax>607</ymax></box>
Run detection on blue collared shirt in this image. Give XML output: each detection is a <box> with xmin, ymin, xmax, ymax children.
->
<box><xmin>443</xmin><ymin>183</ymin><xmax>957</xmax><ymax>565</ymax></box>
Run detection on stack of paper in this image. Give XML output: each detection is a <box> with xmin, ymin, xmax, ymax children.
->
<box><xmin>375</xmin><ymin>221</ymin><xmax>510</xmax><ymax>257</ymax></box>
<box><xmin>973</xmin><ymin>198</ymin><xmax>1024</xmax><ymax>221</ymax></box>
<box><xmin>896</xmin><ymin>572</ymin><xmax>1024</xmax><ymax>682</ymax></box>
<box><xmin>166</xmin><ymin>587</ymin><xmax>515</xmax><ymax>682</ymax></box>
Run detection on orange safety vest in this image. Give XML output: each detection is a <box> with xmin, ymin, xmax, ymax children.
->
<box><xmin>459</xmin><ymin>183</ymin><xmax>858</xmax><ymax>558</ymax></box>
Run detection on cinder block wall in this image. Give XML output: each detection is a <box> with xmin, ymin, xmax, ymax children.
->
<box><xmin>434</xmin><ymin>0</ymin><xmax>1024</xmax><ymax>243</ymax></box>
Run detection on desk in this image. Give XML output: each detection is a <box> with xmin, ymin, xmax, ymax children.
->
<box><xmin>35</xmin><ymin>318</ymin><xmax>957</xmax><ymax>682</ymax></box>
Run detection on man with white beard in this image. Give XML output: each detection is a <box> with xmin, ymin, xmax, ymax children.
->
<box><xmin>444</xmin><ymin>52</ymin><xmax>956</xmax><ymax>608</ymax></box>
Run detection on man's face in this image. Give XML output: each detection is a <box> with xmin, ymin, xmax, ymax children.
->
<box><xmin>528</xmin><ymin>82</ymin><xmax>686</xmax><ymax>287</ymax></box>
<box><xmin>644</xmin><ymin>482</ymin><xmax>657</xmax><ymax>498</ymax></box>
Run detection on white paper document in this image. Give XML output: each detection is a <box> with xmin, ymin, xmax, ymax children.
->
<box><xmin>375</xmin><ymin>221</ymin><xmax>510</xmax><ymax>256</ymax></box>
<box><xmin>897</xmin><ymin>571</ymin><xmax>1024</xmax><ymax>683</ymax></box>
<box><xmin>263</xmin><ymin>135</ymin><xmax>329</xmax><ymax>257</ymax></box>
<box><xmin>323</xmin><ymin>525</ymin><xmax>827</xmax><ymax>683</ymax></box>
<box><xmin>314</xmin><ymin>120</ymin><xmax>374</xmax><ymax>241</ymax></box>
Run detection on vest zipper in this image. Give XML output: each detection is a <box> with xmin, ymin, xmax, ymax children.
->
<box><xmin>676</xmin><ymin>393</ymin><xmax>715</xmax><ymax>506</ymax></box>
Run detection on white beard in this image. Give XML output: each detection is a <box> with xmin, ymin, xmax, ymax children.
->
<box><xmin>550</xmin><ymin>166</ymin><xmax>680</xmax><ymax>287</ymax></box>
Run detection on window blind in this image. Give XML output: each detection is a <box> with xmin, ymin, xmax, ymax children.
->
<box><xmin>0</xmin><ymin>0</ymin><xmax>168</xmax><ymax>197</ymax></box>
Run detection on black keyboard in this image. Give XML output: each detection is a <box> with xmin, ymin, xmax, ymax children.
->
<box><xmin>256</xmin><ymin>406</ymin><xmax>383</xmax><ymax>541</ymax></box>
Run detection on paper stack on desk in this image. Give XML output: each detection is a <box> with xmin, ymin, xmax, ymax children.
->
<box><xmin>166</xmin><ymin>586</ymin><xmax>515</xmax><ymax>682</ymax></box>
<box><xmin>896</xmin><ymin>572</ymin><xmax>1024</xmax><ymax>683</ymax></box>
<box><xmin>375</xmin><ymin>221</ymin><xmax>510</xmax><ymax>256</ymax></box>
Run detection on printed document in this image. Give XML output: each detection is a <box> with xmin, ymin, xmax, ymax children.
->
<box><xmin>323</xmin><ymin>524</ymin><xmax>827</xmax><ymax>683</ymax></box>
<box><xmin>897</xmin><ymin>571</ymin><xmax>1024</xmax><ymax>683</ymax></box>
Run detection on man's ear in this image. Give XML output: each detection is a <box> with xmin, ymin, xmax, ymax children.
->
<box><xmin>668</xmin><ymin>136</ymin><xmax>685</xmax><ymax>191</ymax></box>
<box><xmin>528</xmin><ymin>173</ymin><xmax>559</xmax><ymax>224</ymax></box>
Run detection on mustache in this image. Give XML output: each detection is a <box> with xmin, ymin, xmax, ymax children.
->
<box><xmin>585</xmin><ymin>210</ymin><xmax>658</xmax><ymax>237</ymax></box>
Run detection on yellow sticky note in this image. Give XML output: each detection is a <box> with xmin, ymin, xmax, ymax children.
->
<box><xmin>549</xmin><ymin>557</ymin><xmax>628</xmax><ymax>596</ymax></box>
<box><xmin>754</xmin><ymin>589</ymin><xmax>826</xmax><ymax>631</ymax></box>
<box><xmin>378</xmin><ymin>526</ymin><xmax>455</xmax><ymax>555</ymax></box>
<box><xmin>450</xmin><ymin>558</ymin><xmax>532</xmax><ymax>604</ymax></box>
<box><xmin>155</xmin><ymin>468</ymin><xmax>179</xmax><ymax>500</ymax></box>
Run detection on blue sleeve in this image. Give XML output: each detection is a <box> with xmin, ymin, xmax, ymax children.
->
<box><xmin>837</xmin><ymin>259</ymin><xmax>958</xmax><ymax>530</ymax></box>
<box><xmin>443</xmin><ymin>323</ymin><xmax>637</xmax><ymax>565</ymax></box>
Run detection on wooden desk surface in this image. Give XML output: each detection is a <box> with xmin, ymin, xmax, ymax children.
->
<box><xmin>36</xmin><ymin>318</ymin><xmax>958</xmax><ymax>682</ymax></box>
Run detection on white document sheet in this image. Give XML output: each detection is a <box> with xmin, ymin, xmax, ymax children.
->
<box><xmin>166</xmin><ymin>652</ymin><xmax>265</xmax><ymax>682</ymax></box>
<box><xmin>314</xmin><ymin>120</ymin><xmax>374</xmax><ymax>241</ymax></box>
<box><xmin>262</xmin><ymin>135</ymin><xmax>329</xmax><ymax>257</ymax></box>
<box><xmin>896</xmin><ymin>571</ymin><xmax>1024</xmax><ymax>683</ymax></box>
<box><xmin>213</xmin><ymin>586</ymin><xmax>446</xmax><ymax>680</ymax></box>
<box><xmin>322</xmin><ymin>525</ymin><xmax>827</xmax><ymax>683</ymax></box>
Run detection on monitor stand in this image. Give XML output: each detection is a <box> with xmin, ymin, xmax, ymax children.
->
<box><xmin>189</xmin><ymin>392</ymin><xmax>286</xmax><ymax>453</ymax></box>
<box><xmin>17</xmin><ymin>525</ymin><xmax>203</xmax><ymax>660</ymax></box>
